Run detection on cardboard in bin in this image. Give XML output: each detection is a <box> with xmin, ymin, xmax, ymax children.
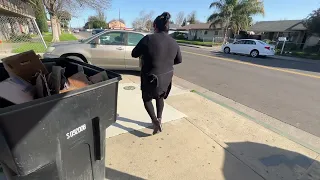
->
<box><xmin>89</xmin><ymin>71</ymin><xmax>109</xmax><ymax>83</ymax></box>
<box><xmin>2</xmin><ymin>50</ymin><xmax>48</xmax><ymax>82</ymax></box>
<box><xmin>60</xmin><ymin>71</ymin><xmax>91</xmax><ymax>93</ymax></box>
<box><xmin>0</xmin><ymin>77</ymin><xmax>34</xmax><ymax>104</ymax></box>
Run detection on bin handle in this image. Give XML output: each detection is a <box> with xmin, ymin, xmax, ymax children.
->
<box><xmin>92</xmin><ymin>117</ymin><xmax>102</xmax><ymax>160</ymax></box>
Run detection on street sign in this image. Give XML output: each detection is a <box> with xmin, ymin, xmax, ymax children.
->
<box><xmin>278</xmin><ymin>37</ymin><xmax>287</xmax><ymax>55</ymax></box>
<box><xmin>278</xmin><ymin>37</ymin><xmax>287</xmax><ymax>41</ymax></box>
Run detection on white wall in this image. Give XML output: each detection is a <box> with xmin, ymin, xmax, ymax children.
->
<box><xmin>304</xmin><ymin>35</ymin><xmax>320</xmax><ymax>47</ymax></box>
<box><xmin>188</xmin><ymin>29</ymin><xmax>224</xmax><ymax>42</ymax></box>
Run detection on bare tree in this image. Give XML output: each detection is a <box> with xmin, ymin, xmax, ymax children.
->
<box><xmin>132</xmin><ymin>11</ymin><xmax>154</xmax><ymax>31</ymax></box>
<box><xmin>175</xmin><ymin>11</ymin><xmax>184</xmax><ymax>26</ymax></box>
<box><xmin>29</xmin><ymin>0</ymin><xmax>111</xmax><ymax>42</ymax></box>
<box><xmin>187</xmin><ymin>11</ymin><xmax>198</xmax><ymax>24</ymax></box>
<box><xmin>97</xmin><ymin>9</ymin><xmax>106</xmax><ymax>21</ymax></box>
<box><xmin>145</xmin><ymin>20</ymin><xmax>153</xmax><ymax>31</ymax></box>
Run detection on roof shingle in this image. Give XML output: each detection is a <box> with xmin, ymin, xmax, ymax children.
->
<box><xmin>249</xmin><ymin>20</ymin><xmax>306</xmax><ymax>32</ymax></box>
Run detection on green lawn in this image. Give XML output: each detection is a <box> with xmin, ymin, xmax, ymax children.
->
<box><xmin>12</xmin><ymin>33</ymin><xmax>77</xmax><ymax>53</ymax></box>
<box><xmin>176</xmin><ymin>39</ymin><xmax>222</xmax><ymax>47</ymax></box>
<box><xmin>59</xmin><ymin>33</ymin><xmax>78</xmax><ymax>41</ymax></box>
<box><xmin>12</xmin><ymin>42</ymin><xmax>48</xmax><ymax>53</ymax></box>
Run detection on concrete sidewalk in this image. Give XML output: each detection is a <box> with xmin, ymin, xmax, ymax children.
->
<box><xmin>105</xmin><ymin>74</ymin><xmax>320</xmax><ymax>180</ymax></box>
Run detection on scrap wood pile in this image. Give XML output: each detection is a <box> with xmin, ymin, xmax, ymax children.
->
<box><xmin>0</xmin><ymin>50</ymin><xmax>109</xmax><ymax>108</ymax></box>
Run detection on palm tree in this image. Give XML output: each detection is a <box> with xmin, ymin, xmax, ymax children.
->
<box><xmin>207</xmin><ymin>0</ymin><xmax>264</xmax><ymax>43</ymax></box>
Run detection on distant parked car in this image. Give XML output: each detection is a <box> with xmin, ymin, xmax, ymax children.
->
<box><xmin>92</xmin><ymin>29</ymin><xmax>105</xmax><ymax>35</ymax></box>
<box><xmin>44</xmin><ymin>30</ymin><xmax>149</xmax><ymax>71</ymax></box>
<box><xmin>221</xmin><ymin>39</ymin><xmax>275</xmax><ymax>58</ymax></box>
<box><xmin>73</xmin><ymin>29</ymin><xmax>80</xmax><ymax>33</ymax></box>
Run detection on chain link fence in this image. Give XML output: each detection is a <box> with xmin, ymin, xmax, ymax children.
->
<box><xmin>0</xmin><ymin>15</ymin><xmax>47</xmax><ymax>54</ymax></box>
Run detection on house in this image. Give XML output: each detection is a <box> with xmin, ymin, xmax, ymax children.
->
<box><xmin>249</xmin><ymin>20</ymin><xmax>320</xmax><ymax>49</ymax></box>
<box><xmin>108</xmin><ymin>20</ymin><xmax>126</xmax><ymax>30</ymax></box>
<box><xmin>168</xmin><ymin>23</ymin><xmax>182</xmax><ymax>35</ymax></box>
<box><xmin>177</xmin><ymin>23</ymin><xmax>230</xmax><ymax>42</ymax></box>
<box><xmin>249</xmin><ymin>20</ymin><xmax>307</xmax><ymax>43</ymax></box>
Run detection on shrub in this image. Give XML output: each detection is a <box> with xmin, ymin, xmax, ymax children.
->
<box><xmin>262</xmin><ymin>39</ymin><xmax>272</xmax><ymax>44</ymax></box>
<box><xmin>175</xmin><ymin>34</ymin><xmax>185</xmax><ymax>40</ymax></box>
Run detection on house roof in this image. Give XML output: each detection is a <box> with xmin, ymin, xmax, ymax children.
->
<box><xmin>249</xmin><ymin>20</ymin><xmax>307</xmax><ymax>32</ymax></box>
<box><xmin>109</xmin><ymin>20</ymin><xmax>125</xmax><ymax>24</ymax></box>
<box><xmin>177</xmin><ymin>23</ymin><xmax>223</xmax><ymax>30</ymax></box>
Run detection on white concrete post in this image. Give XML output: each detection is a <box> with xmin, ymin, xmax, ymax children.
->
<box><xmin>32</xmin><ymin>18</ymin><xmax>47</xmax><ymax>49</ymax></box>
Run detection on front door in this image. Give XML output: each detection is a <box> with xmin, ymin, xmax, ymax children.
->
<box><xmin>90</xmin><ymin>31</ymin><xmax>126</xmax><ymax>69</ymax></box>
<box><xmin>233</xmin><ymin>40</ymin><xmax>247</xmax><ymax>53</ymax></box>
<box><xmin>124</xmin><ymin>32</ymin><xmax>145</xmax><ymax>70</ymax></box>
<box><xmin>230</xmin><ymin>40</ymin><xmax>241</xmax><ymax>53</ymax></box>
<box><xmin>243</xmin><ymin>40</ymin><xmax>256</xmax><ymax>54</ymax></box>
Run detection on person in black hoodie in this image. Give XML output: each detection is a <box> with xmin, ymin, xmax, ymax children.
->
<box><xmin>131</xmin><ymin>12</ymin><xmax>182</xmax><ymax>135</ymax></box>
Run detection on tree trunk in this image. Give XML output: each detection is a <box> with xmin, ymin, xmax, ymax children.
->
<box><xmin>57</xmin><ymin>22</ymin><xmax>61</xmax><ymax>37</ymax></box>
<box><xmin>223</xmin><ymin>27</ymin><xmax>228</xmax><ymax>44</ymax></box>
<box><xmin>51</xmin><ymin>15</ymin><xmax>60</xmax><ymax>42</ymax></box>
<box><xmin>57</xmin><ymin>20</ymin><xmax>62</xmax><ymax>36</ymax></box>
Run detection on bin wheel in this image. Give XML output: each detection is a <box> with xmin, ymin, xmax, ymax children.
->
<box><xmin>65</xmin><ymin>56</ymin><xmax>84</xmax><ymax>62</ymax></box>
<box><xmin>61</xmin><ymin>54</ymin><xmax>88</xmax><ymax>63</ymax></box>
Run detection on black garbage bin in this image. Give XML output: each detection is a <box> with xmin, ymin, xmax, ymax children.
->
<box><xmin>0</xmin><ymin>58</ymin><xmax>121</xmax><ymax>180</ymax></box>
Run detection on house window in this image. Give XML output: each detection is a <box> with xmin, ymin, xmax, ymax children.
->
<box><xmin>204</xmin><ymin>30</ymin><xmax>208</xmax><ymax>35</ymax></box>
<box><xmin>214</xmin><ymin>30</ymin><xmax>219</xmax><ymax>35</ymax></box>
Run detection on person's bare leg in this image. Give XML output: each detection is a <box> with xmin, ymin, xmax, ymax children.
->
<box><xmin>144</xmin><ymin>100</ymin><xmax>161</xmax><ymax>134</ymax></box>
<box><xmin>156</xmin><ymin>97</ymin><xmax>164</xmax><ymax>129</ymax></box>
<box><xmin>144</xmin><ymin>100</ymin><xmax>157</xmax><ymax>121</ymax></box>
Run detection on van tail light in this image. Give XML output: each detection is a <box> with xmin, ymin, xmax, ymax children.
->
<box><xmin>265</xmin><ymin>46</ymin><xmax>270</xmax><ymax>50</ymax></box>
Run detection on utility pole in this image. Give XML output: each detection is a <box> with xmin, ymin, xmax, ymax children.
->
<box><xmin>118</xmin><ymin>8</ymin><xmax>121</xmax><ymax>29</ymax></box>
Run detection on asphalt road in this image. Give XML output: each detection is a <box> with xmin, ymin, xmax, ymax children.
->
<box><xmin>175</xmin><ymin>46</ymin><xmax>320</xmax><ymax>137</ymax></box>
<box><xmin>76</xmin><ymin>31</ymin><xmax>92</xmax><ymax>39</ymax></box>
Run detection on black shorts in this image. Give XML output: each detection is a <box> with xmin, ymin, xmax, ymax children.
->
<box><xmin>142</xmin><ymin>91</ymin><xmax>165</xmax><ymax>102</ymax></box>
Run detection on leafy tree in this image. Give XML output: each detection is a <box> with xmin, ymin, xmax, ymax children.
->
<box><xmin>33</xmin><ymin>0</ymin><xmax>48</xmax><ymax>33</ymax></box>
<box><xmin>92</xmin><ymin>21</ymin><xmax>107</xmax><ymax>29</ymax></box>
<box><xmin>304</xmin><ymin>8</ymin><xmax>320</xmax><ymax>36</ymax></box>
<box><xmin>84</xmin><ymin>15</ymin><xmax>108</xmax><ymax>29</ymax></box>
<box><xmin>207</xmin><ymin>0</ymin><xmax>264</xmax><ymax>43</ymax></box>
